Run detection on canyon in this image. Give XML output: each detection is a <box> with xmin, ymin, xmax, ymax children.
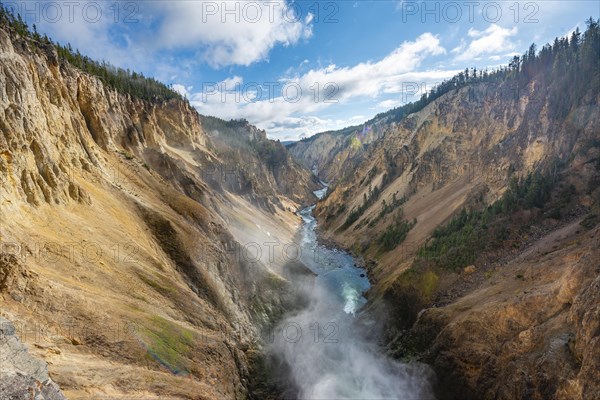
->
<box><xmin>0</xmin><ymin>20</ymin><xmax>319</xmax><ymax>399</ymax></box>
<box><xmin>289</xmin><ymin>23</ymin><xmax>600</xmax><ymax>400</ymax></box>
<box><xmin>1</xmin><ymin>9</ymin><xmax>600</xmax><ymax>400</ymax></box>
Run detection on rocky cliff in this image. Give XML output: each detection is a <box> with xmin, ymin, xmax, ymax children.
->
<box><xmin>406</xmin><ymin>221</ymin><xmax>600</xmax><ymax>399</ymax></box>
<box><xmin>0</xmin><ymin>316</ymin><xmax>65</xmax><ymax>399</ymax></box>
<box><xmin>289</xmin><ymin>23</ymin><xmax>600</xmax><ymax>400</ymax></box>
<box><xmin>0</xmin><ymin>21</ymin><xmax>316</xmax><ymax>399</ymax></box>
<box><xmin>287</xmin><ymin>122</ymin><xmax>384</xmax><ymax>183</ymax></box>
<box><xmin>313</xmin><ymin>79</ymin><xmax>599</xmax><ymax>285</ymax></box>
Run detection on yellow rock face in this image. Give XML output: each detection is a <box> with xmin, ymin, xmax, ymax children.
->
<box><xmin>0</xmin><ymin>26</ymin><xmax>315</xmax><ymax>399</ymax></box>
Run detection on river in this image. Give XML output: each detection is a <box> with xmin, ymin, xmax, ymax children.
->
<box><xmin>269</xmin><ymin>185</ymin><xmax>435</xmax><ymax>399</ymax></box>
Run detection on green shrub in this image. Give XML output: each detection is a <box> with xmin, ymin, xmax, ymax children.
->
<box><xmin>418</xmin><ymin>169</ymin><xmax>563</xmax><ymax>270</ymax></box>
<box><xmin>0</xmin><ymin>4</ymin><xmax>183</xmax><ymax>102</ymax></box>
<box><xmin>378</xmin><ymin>211</ymin><xmax>416</xmax><ymax>251</ymax></box>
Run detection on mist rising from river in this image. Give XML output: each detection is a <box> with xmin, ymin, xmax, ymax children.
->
<box><xmin>268</xmin><ymin>187</ymin><xmax>435</xmax><ymax>399</ymax></box>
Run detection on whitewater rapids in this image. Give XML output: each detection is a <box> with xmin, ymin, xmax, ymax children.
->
<box><xmin>269</xmin><ymin>186</ymin><xmax>435</xmax><ymax>399</ymax></box>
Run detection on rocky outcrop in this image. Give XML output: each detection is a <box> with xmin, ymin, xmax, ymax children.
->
<box><xmin>309</xmin><ymin>79</ymin><xmax>599</xmax><ymax>293</ymax></box>
<box><xmin>405</xmin><ymin>222</ymin><xmax>600</xmax><ymax>400</ymax></box>
<box><xmin>287</xmin><ymin>121</ymin><xmax>385</xmax><ymax>183</ymax></box>
<box><xmin>0</xmin><ymin>317</ymin><xmax>65</xmax><ymax>400</ymax></box>
<box><xmin>288</xmin><ymin>26</ymin><xmax>600</xmax><ymax>400</ymax></box>
<box><xmin>0</xmin><ymin>22</ymin><xmax>314</xmax><ymax>399</ymax></box>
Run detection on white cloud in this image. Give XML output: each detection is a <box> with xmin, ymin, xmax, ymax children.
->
<box><xmin>188</xmin><ymin>33</ymin><xmax>450</xmax><ymax>139</ymax></box>
<box><xmin>289</xmin><ymin>32</ymin><xmax>446</xmax><ymax>101</ymax></box>
<box><xmin>377</xmin><ymin>99</ymin><xmax>402</xmax><ymax>109</ymax></box>
<box><xmin>33</xmin><ymin>1</ymin><xmax>312</xmax><ymax>70</ymax></box>
<box><xmin>453</xmin><ymin>24</ymin><xmax>518</xmax><ymax>62</ymax></box>
<box><xmin>148</xmin><ymin>1</ymin><xmax>313</xmax><ymax>67</ymax></box>
<box><xmin>219</xmin><ymin>76</ymin><xmax>244</xmax><ymax>89</ymax></box>
<box><xmin>260</xmin><ymin>115</ymin><xmax>358</xmax><ymax>140</ymax></box>
<box><xmin>378</xmin><ymin>69</ymin><xmax>462</xmax><ymax>94</ymax></box>
<box><xmin>172</xmin><ymin>84</ymin><xmax>191</xmax><ymax>97</ymax></box>
<box><xmin>33</xmin><ymin>1</ymin><xmax>133</xmax><ymax>67</ymax></box>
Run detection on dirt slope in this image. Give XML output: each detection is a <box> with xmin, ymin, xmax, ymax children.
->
<box><xmin>405</xmin><ymin>220</ymin><xmax>600</xmax><ymax>399</ymax></box>
<box><xmin>0</xmin><ymin>25</ymin><xmax>315</xmax><ymax>399</ymax></box>
<box><xmin>289</xmin><ymin>30</ymin><xmax>600</xmax><ymax>399</ymax></box>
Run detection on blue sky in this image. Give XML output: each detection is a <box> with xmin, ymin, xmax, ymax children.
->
<box><xmin>16</xmin><ymin>0</ymin><xmax>600</xmax><ymax>140</ymax></box>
